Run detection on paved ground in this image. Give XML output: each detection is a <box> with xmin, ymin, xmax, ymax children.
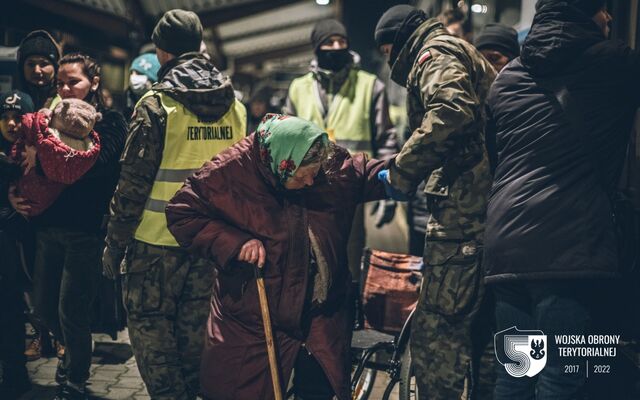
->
<box><xmin>20</xmin><ymin>330</ymin><xmax>149</xmax><ymax>400</ymax></box>
<box><xmin>369</xmin><ymin>374</ymin><xmax>401</xmax><ymax>400</ymax></box>
<box><xmin>16</xmin><ymin>203</ymin><xmax>407</xmax><ymax>400</ymax></box>
<box><xmin>19</xmin><ymin>329</ymin><xmax>401</xmax><ymax>400</ymax></box>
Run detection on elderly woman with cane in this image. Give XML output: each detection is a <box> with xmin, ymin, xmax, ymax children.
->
<box><xmin>166</xmin><ymin>114</ymin><xmax>392</xmax><ymax>400</ymax></box>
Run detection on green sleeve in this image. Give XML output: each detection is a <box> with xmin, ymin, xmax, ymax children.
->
<box><xmin>106</xmin><ymin>98</ymin><xmax>165</xmax><ymax>250</ymax></box>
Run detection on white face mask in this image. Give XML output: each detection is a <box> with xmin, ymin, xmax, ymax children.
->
<box><xmin>130</xmin><ymin>74</ymin><xmax>150</xmax><ymax>92</ymax></box>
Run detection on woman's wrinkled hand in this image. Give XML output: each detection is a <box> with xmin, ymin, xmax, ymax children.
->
<box><xmin>8</xmin><ymin>185</ymin><xmax>30</xmax><ymax>217</ymax></box>
<box><xmin>238</xmin><ymin>239</ymin><xmax>266</xmax><ymax>268</ymax></box>
<box><xmin>21</xmin><ymin>145</ymin><xmax>37</xmax><ymax>175</ymax></box>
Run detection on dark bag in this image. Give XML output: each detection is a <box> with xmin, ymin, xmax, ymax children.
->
<box><xmin>91</xmin><ymin>277</ymin><xmax>127</xmax><ymax>340</ymax></box>
<box><xmin>360</xmin><ymin>248</ymin><xmax>423</xmax><ymax>333</ymax></box>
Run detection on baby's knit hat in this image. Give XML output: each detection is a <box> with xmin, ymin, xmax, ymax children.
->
<box><xmin>50</xmin><ymin>99</ymin><xmax>101</xmax><ymax>139</ymax></box>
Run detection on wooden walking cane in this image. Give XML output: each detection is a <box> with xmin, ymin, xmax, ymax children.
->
<box><xmin>255</xmin><ymin>265</ymin><xmax>283</xmax><ymax>400</ymax></box>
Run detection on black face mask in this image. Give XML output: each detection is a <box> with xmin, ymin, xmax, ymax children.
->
<box><xmin>389</xmin><ymin>52</ymin><xmax>412</xmax><ymax>86</ymax></box>
<box><xmin>316</xmin><ymin>49</ymin><xmax>351</xmax><ymax>72</ymax></box>
<box><xmin>387</xmin><ymin>57</ymin><xmax>396</xmax><ymax>73</ymax></box>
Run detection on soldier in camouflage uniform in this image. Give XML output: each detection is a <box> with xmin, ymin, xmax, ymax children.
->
<box><xmin>375</xmin><ymin>5</ymin><xmax>496</xmax><ymax>399</ymax></box>
<box><xmin>102</xmin><ymin>10</ymin><xmax>246</xmax><ymax>399</ymax></box>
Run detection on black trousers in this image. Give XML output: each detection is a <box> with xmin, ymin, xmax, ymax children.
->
<box><xmin>292</xmin><ymin>347</ymin><xmax>335</xmax><ymax>400</ymax></box>
<box><xmin>0</xmin><ymin>231</ymin><xmax>27</xmax><ymax>380</ymax></box>
<box><xmin>33</xmin><ymin>227</ymin><xmax>102</xmax><ymax>384</ymax></box>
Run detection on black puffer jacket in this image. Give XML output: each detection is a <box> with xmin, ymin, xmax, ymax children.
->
<box><xmin>483</xmin><ymin>0</ymin><xmax>640</xmax><ymax>283</ymax></box>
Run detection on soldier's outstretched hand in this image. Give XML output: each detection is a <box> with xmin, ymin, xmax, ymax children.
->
<box><xmin>377</xmin><ymin>169</ymin><xmax>410</xmax><ymax>201</ymax></box>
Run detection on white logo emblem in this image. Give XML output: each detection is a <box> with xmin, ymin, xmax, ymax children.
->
<box><xmin>138</xmin><ymin>58</ymin><xmax>153</xmax><ymax>71</ymax></box>
<box><xmin>495</xmin><ymin>326</ymin><xmax>547</xmax><ymax>378</ymax></box>
<box><xmin>5</xmin><ymin>93</ymin><xmax>21</xmax><ymax>105</ymax></box>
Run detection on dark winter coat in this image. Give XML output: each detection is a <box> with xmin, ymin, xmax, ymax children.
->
<box><xmin>483</xmin><ymin>0</ymin><xmax>640</xmax><ymax>283</ymax></box>
<box><xmin>166</xmin><ymin>135</ymin><xmax>389</xmax><ymax>400</ymax></box>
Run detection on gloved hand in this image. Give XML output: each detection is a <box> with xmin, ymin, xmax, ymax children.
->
<box><xmin>371</xmin><ymin>199</ymin><xmax>397</xmax><ymax>228</ymax></box>
<box><xmin>377</xmin><ymin>169</ymin><xmax>410</xmax><ymax>201</ymax></box>
<box><xmin>102</xmin><ymin>246</ymin><xmax>126</xmax><ymax>280</ymax></box>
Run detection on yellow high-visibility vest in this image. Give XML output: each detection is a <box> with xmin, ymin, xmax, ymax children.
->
<box><xmin>288</xmin><ymin>69</ymin><xmax>376</xmax><ymax>156</ymax></box>
<box><xmin>134</xmin><ymin>91</ymin><xmax>246</xmax><ymax>246</ymax></box>
<box><xmin>48</xmin><ymin>94</ymin><xmax>61</xmax><ymax>110</ymax></box>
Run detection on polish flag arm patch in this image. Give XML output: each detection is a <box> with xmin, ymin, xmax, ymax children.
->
<box><xmin>418</xmin><ymin>50</ymin><xmax>432</xmax><ymax>65</ymax></box>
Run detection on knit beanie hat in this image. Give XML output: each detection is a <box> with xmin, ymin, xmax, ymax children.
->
<box><xmin>152</xmin><ymin>9</ymin><xmax>203</xmax><ymax>56</ymax></box>
<box><xmin>475</xmin><ymin>24</ymin><xmax>520</xmax><ymax>58</ymax></box>
<box><xmin>17</xmin><ymin>30</ymin><xmax>61</xmax><ymax>67</ymax></box>
<box><xmin>375</xmin><ymin>5</ymin><xmax>428</xmax><ymax>63</ymax></box>
<box><xmin>311</xmin><ymin>19</ymin><xmax>348</xmax><ymax>51</ymax></box>
<box><xmin>375</xmin><ymin>5</ymin><xmax>425</xmax><ymax>46</ymax></box>
<box><xmin>570</xmin><ymin>0</ymin><xmax>606</xmax><ymax>16</ymax></box>
<box><xmin>130</xmin><ymin>53</ymin><xmax>161</xmax><ymax>82</ymax></box>
<box><xmin>50</xmin><ymin>99</ymin><xmax>101</xmax><ymax>139</ymax></box>
<box><xmin>0</xmin><ymin>90</ymin><xmax>35</xmax><ymax>116</ymax></box>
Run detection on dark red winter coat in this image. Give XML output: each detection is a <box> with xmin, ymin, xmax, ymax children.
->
<box><xmin>166</xmin><ymin>133</ymin><xmax>389</xmax><ymax>400</ymax></box>
<box><xmin>13</xmin><ymin>112</ymin><xmax>100</xmax><ymax>216</ymax></box>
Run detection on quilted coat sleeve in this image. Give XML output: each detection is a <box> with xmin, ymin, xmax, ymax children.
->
<box><xmin>19</xmin><ymin>113</ymin><xmax>41</xmax><ymax>147</ymax></box>
<box><xmin>340</xmin><ymin>149</ymin><xmax>391</xmax><ymax>204</ymax></box>
<box><xmin>11</xmin><ymin>112</ymin><xmax>41</xmax><ymax>163</ymax></box>
<box><xmin>166</xmin><ymin>162</ymin><xmax>253</xmax><ymax>270</ymax></box>
<box><xmin>37</xmin><ymin>131</ymin><xmax>101</xmax><ymax>185</ymax></box>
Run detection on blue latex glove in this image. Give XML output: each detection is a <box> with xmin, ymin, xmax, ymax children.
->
<box><xmin>377</xmin><ymin>169</ymin><xmax>410</xmax><ymax>201</ymax></box>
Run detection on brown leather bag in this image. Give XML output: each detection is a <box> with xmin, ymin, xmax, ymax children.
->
<box><xmin>361</xmin><ymin>248</ymin><xmax>424</xmax><ymax>334</ymax></box>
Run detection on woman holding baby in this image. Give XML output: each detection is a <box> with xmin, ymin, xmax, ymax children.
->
<box><xmin>9</xmin><ymin>52</ymin><xmax>127</xmax><ymax>400</ymax></box>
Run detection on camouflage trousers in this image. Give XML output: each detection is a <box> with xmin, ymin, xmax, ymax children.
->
<box><xmin>122</xmin><ymin>241</ymin><xmax>214</xmax><ymax>400</ymax></box>
<box><xmin>411</xmin><ymin>239</ymin><xmax>495</xmax><ymax>400</ymax></box>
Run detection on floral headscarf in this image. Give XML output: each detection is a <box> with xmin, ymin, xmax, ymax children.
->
<box><xmin>256</xmin><ymin>114</ymin><xmax>328</xmax><ymax>184</ymax></box>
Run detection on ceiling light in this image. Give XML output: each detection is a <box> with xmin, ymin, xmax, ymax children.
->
<box><xmin>471</xmin><ymin>4</ymin><xmax>488</xmax><ymax>13</ymax></box>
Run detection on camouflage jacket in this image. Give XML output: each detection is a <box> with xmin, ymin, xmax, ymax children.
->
<box><xmin>388</xmin><ymin>19</ymin><xmax>496</xmax><ymax>241</ymax></box>
<box><xmin>106</xmin><ymin>53</ymin><xmax>239</xmax><ymax>252</ymax></box>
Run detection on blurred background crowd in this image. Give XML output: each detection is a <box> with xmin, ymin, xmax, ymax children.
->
<box><xmin>1</xmin><ymin>1</ymin><xmax>639</xmax><ymax>399</ymax></box>
<box><xmin>1</xmin><ymin>0</ymin><xmax>638</xmax><ymax>139</ymax></box>
<box><xmin>0</xmin><ymin>0</ymin><xmax>634</xmax><ymax>138</ymax></box>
